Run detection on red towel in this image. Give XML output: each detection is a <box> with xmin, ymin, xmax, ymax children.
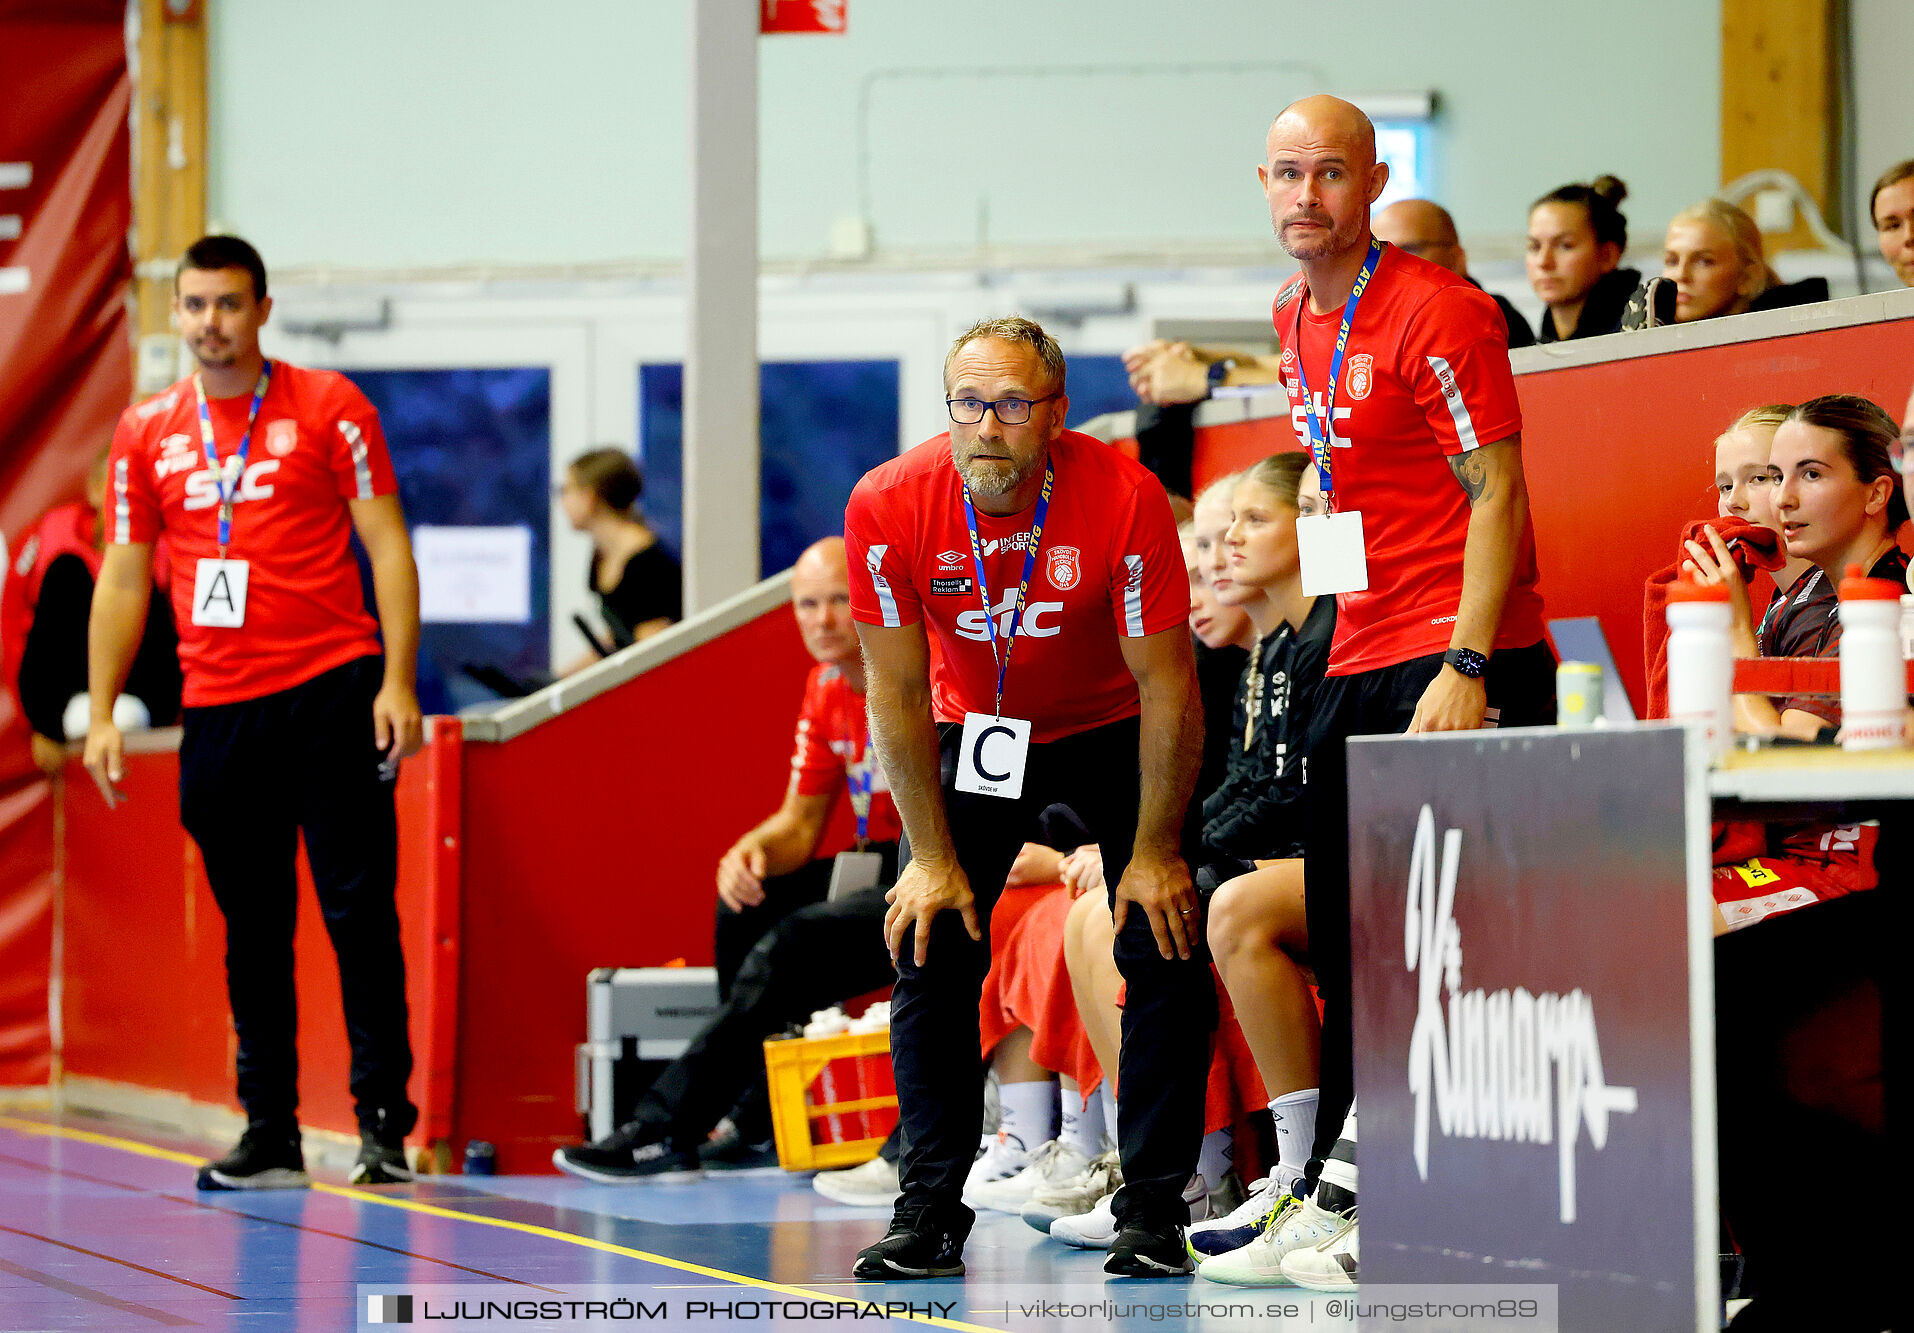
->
<box><xmin>1642</xmin><ymin>517</ymin><xmax>1786</xmax><ymax>720</ymax></box>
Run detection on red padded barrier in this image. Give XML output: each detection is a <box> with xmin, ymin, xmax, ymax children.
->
<box><xmin>58</xmin><ymin>736</ymin><xmax>449</xmax><ymax>1143</ymax></box>
<box><xmin>1154</xmin><ymin>317</ymin><xmax>1914</xmax><ymax>713</ymax></box>
<box><xmin>451</xmin><ymin>605</ymin><xmax>831</xmax><ymax>1172</ymax></box>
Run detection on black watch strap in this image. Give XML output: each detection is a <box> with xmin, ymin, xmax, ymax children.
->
<box><xmin>1443</xmin><ymin>647</ymin><xmax>1488</xmax><ymax>679</ymax></box>
<box><xmin>1206</xmin><ymin>357</ymin><xmax>1236</xmax><ymax>386</ymax></box>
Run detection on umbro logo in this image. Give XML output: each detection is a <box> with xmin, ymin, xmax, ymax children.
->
<box><xmin>936</xmin><ymin>549</ymin><xmax>966</xmax><ymax>566</ymax></box>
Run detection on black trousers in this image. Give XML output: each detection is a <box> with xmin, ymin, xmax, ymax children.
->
<box><xmin>635</xmin><ymin>869</ymin><xmax>898</xmax><ymax>1145</ymax></box>
<box><xmin>178</xmin><ymin>655</ymin><xmax>416</xmax><ymax>1139</ymax></box>
<box><xmin>714</xmin><ymin>858</ymin><xmax>838</xmax><ymax>1000</ymax></box>
<box><xmin>891</xmin><ymin>717</ymin><xmax>1217</xmax><ymax>1232</ymax></box>
<box><xmin>1300</xmin><ymin>641</ymin><xmax>1556</xmax><ymax>1174</ymax></box>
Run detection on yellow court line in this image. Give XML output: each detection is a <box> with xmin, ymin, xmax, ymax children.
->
<box><xmin>0</xmin><ymin>1115</ymin><xmax>1001</xmax><ymax>1333</ymax></box>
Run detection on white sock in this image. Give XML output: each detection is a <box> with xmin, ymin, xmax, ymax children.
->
<box><xmin>1269</xmin><ymin>1088</ymin><xmax>1320</xmax><ymax>1178</ymax></box>
<box><xmin>1196</xmin><ymin>1127</ymin><xmax>1233</xmax><ymax>1189</ymax></box>
<box><xmin>1059</xmin><ymin>1082</ymin><xmax>1103</xmax><ymax>1158</ymax></box>
<box><xmin>995</xmin><ymin>1079</ymin><xmax>1057</xmax><ymax>1154</ymax></box>
<box><xmin>1098</xmin><ymin>1081</ymin><xmax>1118</xmax><ymax>1151</ymax></box>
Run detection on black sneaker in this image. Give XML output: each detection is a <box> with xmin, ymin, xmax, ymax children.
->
<box><xmin>698</xmin><ymin>1122</ymin><xmax>783</xmax><ymax>1175</ymax></box>
<box><xmin>1106</xmin><ymin>1219</ymin><xmax>1196</xmax><ymax>1277</ymax></box>
<box><xmin>852</xmin><ymin>1207</ymin><xmax>970</xmax><ymax>1280</ymax></box>
<box><xmin>552</xmin><ymin>1123</ymin><xmax>702</xmax><ymax>1184</ymax></box>
<box><xmin>351</xmin><ymin>1137</ymin><xmax>415</xmax><ymax>1185</ymax></box>
<box><xmin>196</xmin><ymin>1125</ymin><xmax>310</xmax><ymax>1192</ymax></box>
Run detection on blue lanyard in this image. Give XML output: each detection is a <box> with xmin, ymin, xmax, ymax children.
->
<box><xmin>959</xmin><ymin>457</ymin><xmax>1055</xmax><ymax>718</ymax></box>
<box><xmin>193</xmin><ymin>362</ymin><xmax>272</xmax><ymax>556</ymax></box>
<box><xmin>1291</xmin><ymin>239</ymin><xmax>1383</xmax><ymax>497</ymax></box>
<box><xmin>846</xmin><ymin>731</ymin><xmax>875</xmax><ymax>849</ymax></box>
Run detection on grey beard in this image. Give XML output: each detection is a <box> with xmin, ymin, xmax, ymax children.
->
<box><xmin>954</xmin><ymin>451</ymin><xmax>1035</xmax><ymax>500</ymax></box>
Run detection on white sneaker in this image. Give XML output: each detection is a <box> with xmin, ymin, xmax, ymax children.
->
<box><xmin>1197</xmin><ymin>1192</ymin><xmax>1350</xmax><ymax>1286</ymax></box>
<box><xmin>1050</xmin><ymin>1173</ymin><xmax>1208</xmax><ymax>1249</ymax></box>
<box><xmin>1280</xmin><ymin>1213</ymin><xmax>1358</xmax><ymax>1290</ymax></box>
<box><xmin>811</xmin><ymin>1154</ymin><xmax>899</xmax><ymax>1207</ymax></box>
<box><xmin>1021</xmin><ymin>1149</ymin><xmax>1122</xmax><ymax>1233</ymax></box>
<box><xmin>1049</xmin><ymin>1189</ymin><xmax>1119</xmax><ymax>1249</ymax></box>
<box><xmin>964</xmin><ymin>1139</ymin><xmax>1092</xmax><ymax>1212</ymax></box>
<box><xmin>962</xmin><ymin>1131</ymin><xmax>1028</xmax><ymax>1198</ymax></box>
<box><xmin>1186</xmin><ymin>1166</ymin><xmax>1302</xmax><ymax>1259</ymax></box>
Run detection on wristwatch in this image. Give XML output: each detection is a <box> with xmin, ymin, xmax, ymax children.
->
<box><xmin>1442</xmin><ymin>647</ymin><xmax>1488</xmax><ymax>679</ymax></box>
<box><xmin>1205</xmin><ymin>357</ymin><xmax>1237</xmax><ymax>390</ymax></box>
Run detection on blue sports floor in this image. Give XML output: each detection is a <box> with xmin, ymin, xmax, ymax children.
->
<box><xmin>0</xmin><ymin>1114</ymin><xmax>1356</xmax><ymax>1332</ymax></box>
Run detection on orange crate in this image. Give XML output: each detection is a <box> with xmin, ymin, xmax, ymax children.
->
<box><xmin>762</xmin><ymin>1029</ymin><xmax>898</xmax><ymax>1171</ymax></box>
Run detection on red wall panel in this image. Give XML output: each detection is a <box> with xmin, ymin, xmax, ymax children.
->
<box><xmin>0</xmin><ymin>0</ymin><xmax>133</xmax><ymax>1090</ymax></box>
<box><xmin>1171</xmin><ymin>316</ymin><xmax>1914</xmax><ymax>711</ymax></box>
<box><xmin>452</xmin><ymin>606</ymin><xmax>822</xmax><ymax>1172</ymax></box>
<box><xmin>60</xmin><ymin>743</ymin><xmax>447</xmax><ymax>1141</ymax></box>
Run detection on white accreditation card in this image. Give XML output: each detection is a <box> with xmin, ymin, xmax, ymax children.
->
<box><xmin>1296</xmin><ymin>511</ymin><xmax>1368</xmax><ymax>596</ymax></box>
<box><xmin>191</xmin><ymin>558</ymin><xmax>249</xmax><ymax>627</ymax></box>
<box><xmin>828</xmin><ymin>851</ymin><xmax>885</xmax><ymax>902</ymax></box>
<box><xmin>954</xmin><ymin>712</ymin><xmax>1032</xmax><ymax>800</ymax></box>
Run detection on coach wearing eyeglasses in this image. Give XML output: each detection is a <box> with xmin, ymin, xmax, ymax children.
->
<box><xmin>843</xmin><ymin>316</ymin><xmax>1211</xmax><ymax>1280</ymax></box>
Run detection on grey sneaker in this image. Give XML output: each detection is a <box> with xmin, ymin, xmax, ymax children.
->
<box><xmin>351</xmin><ymin>1138</ymin><xmax>415</xmax><ymax>1185</ymax></box>
<box><xmin>813</xmin><ymin>1154</ymin><xmax>900</xmax><ymax>1206</ymax></box>
<box><xmin>196</xmin><ymin>1126</ymin><xmax>309</xmax><ymax>1191</ymax></box>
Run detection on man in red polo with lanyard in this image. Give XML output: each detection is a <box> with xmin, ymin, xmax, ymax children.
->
<box><xmin>1208</xmin><ymin>97</ymin><xmax>1553</xmax><ymax>1288</ymax></box>
<box><xmin>846</xmin><ymin>316</ymin><xmax>1209</xmax><ymax>1280</ymax></box>
<box><xmin>83</xmin><ymin>235</ymin><xmax>425</xmax><ymax>1191</ymax></box>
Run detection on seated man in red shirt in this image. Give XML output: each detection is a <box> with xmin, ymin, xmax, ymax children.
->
<box><xmin>555</xmin><ymin>537</ymin><xmax>906</xmax><ymax>1180</ymax></box>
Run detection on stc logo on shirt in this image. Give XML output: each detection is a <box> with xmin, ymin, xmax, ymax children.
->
<box><xmin>1287</xmin><ymin>388</ymin><xmax>1353</xmax><ymax>447</ymax></box>
<box><xmin>181</xmin><ymin>459</ymin><xmax>280</xmax><ymax>511</ymax></box>
<box><xmin>955</xmin><ymin>590</ymin><xmax>1063</xmax><ymax>642</ymax></box>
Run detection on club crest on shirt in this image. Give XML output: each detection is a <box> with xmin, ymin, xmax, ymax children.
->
<box><xmin>1346</xmin><ymin>353</ymin><xmax>1374</xmax><ymax>401</ymax></box>
<box><xmin>1046</xmin><ymin>546</ymin><xmax>1081</xmax><ymax>591</ymax></box>
<box><xmin>265</xmin><ymin>419</ymin><xmax>299</xmax><ymax>457</ymax></box>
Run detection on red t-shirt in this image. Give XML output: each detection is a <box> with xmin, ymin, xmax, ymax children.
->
<box><xmin>1272</xmin><ymin>245</ymin><xmax>1546</xmax><ymax>675</ymax></box>
<box><xmin>108</xmin><ymin>362</ymin><xmax>396</xmax><ymax>707</ymax></box>
<box><xmin>845</xmin><ymin>429</ymin><xmax>1186</xmax><ymax>744</ymax></box>
<box><xmin>790</xmin><ymin>661</ymin><xmax>903</xmax><ymax>845</ymax></box>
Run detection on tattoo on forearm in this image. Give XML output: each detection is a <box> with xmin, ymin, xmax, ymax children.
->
<box><xmin>1450</xmin><ymin>451</ymin><xmax>1495</xmax><ymax>504</ymax></box>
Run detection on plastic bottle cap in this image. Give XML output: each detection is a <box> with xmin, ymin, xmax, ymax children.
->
<box><xmin>1839</xmin><ymin>562</ymin><xmax>1903</xmax><ymax>601</ymax></box>
<box><xmin>1665</xmin><ymin>579</ymin><xmax>1731</xmax><ymax>603</ymax></box>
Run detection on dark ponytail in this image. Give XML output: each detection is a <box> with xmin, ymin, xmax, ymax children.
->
<box><xmin>1532</xmin><ymin>175</ymin><xmax>1629</xmax><ymax>251</ymax></box>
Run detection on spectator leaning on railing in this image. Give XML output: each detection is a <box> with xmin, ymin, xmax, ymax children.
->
<box><xmin>1371</xmin><ymin>198</ymin><xmax>1534</xmax><ymax>347</ymax></box>
<box><xmin>1623</xmin><ymin>198</ymin><xmax>1828</xmax><ymax>330</ymax></box>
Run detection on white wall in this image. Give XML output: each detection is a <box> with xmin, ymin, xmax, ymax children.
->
<box><xmin>1853</xmin><ymin>0</ymin><xmax>1914</xmax><ymax>242</ymax></box>
<box><xmin>208</xmin><ymin>0</ymin><xmax>1722</xmax><ymax>269</ymax></box>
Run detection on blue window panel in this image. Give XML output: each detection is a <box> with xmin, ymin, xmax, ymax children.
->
<box><xmin>349</xmin><ymin>367</ymin><xmax>551</xmax><ymax>714</ymax></box>
<box><xmin>639</xmin><ymin>360</ymin><xmax>899</xmax><ymax>577</ymax></box>
<box><xmin>1061</xmin><ymin>354</ymin><xmax>1139</xmax><ymax>430</ymax></box>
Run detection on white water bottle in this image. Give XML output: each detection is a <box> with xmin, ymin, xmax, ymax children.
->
<box><xmin>1666</xmin><ymin>581</ymin><xmax>1734</xmax><ymax>758</ymax></box>
<box><xmin>1838</xmin><ymin>564</ymin><xmax>1906</xmax><ymax>750</ymax></box>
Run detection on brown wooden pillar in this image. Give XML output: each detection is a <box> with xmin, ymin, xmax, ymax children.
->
<box><xmin>132</xmin><ymin>0</ymin><xmax>207</xmax><ymax>387</ymax></box>
<box><xmin>1720</xmin><ymin>0</ymin><xmax>1840</xmax><ymax>252</ymax></box>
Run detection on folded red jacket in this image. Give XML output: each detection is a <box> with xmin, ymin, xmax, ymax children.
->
<box><xmin>1642</xmin><ymin>516</ymin><xmax>1786</xmax><ymax>720</ymax></box>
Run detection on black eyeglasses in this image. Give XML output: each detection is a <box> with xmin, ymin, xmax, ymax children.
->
<box><xmin>946</xmin><ymin>394</ymin><xmax>1060</xmax><ymax>426</ymax></box>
